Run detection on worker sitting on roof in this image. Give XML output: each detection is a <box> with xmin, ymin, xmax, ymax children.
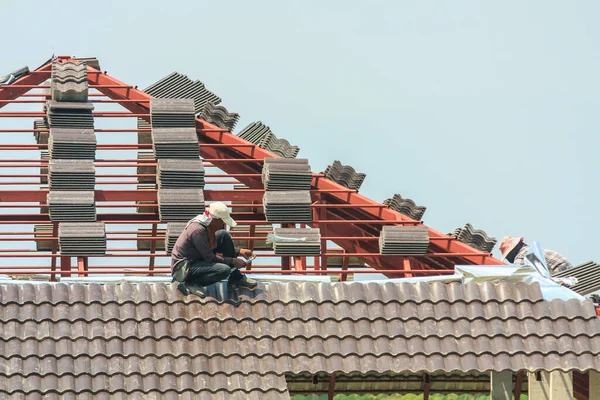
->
<box><xmin>499</xmin><ymin>236</ymin><xmax>573</xmax><ymax>275</ymax></box>
<box><xmin>171</xmin><ymin>202</ymin><xmax>257</xmax><ymax>297</ymax></box>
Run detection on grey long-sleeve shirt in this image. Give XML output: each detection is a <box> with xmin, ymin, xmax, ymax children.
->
<box><xmin>170</xmin><ymin>223</ymin><xmax>235</xmax><ymax>267</ymax></box>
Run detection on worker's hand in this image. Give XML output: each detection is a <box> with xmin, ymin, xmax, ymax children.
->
<box><xmin>231</xmin><ymin>258</ymin><xmax>246</xmax><ymax>269</ymax></box>
<box><xmin>239</xmin><ymin>249</ymin><xmax>254</xmax><ymax>260</ymax></box>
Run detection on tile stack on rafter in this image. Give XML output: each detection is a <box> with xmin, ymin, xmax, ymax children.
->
<box><xmin>144</xmin><ymin>71</ymin><xmax>222</xmax><ymax>114</ymax></box>
<box><xmin>45</xmin><ymin>61</ymin><xmax>101</xmax><ymax>257</ymax></box>
<box><xmin>150</xmin><ymin>99</ymin><xmax>205</xmax><ymax>222</ymax></box>
<box><xmin>237</xmin><ymin>121</ymin><xmax>300</xmax><ymax>158</ymax></box>
<box><xmin>49</xmin><ymin>160</ymin><xmax>95</xmax><ymax>191</ymax></box>
<box><xmin>323</xmin><ymin>160</ymin><xmax>366</xmax><ymax>192</ymax></box>
<box><xmin>200</xmin><ymin>101</ymin><xmax>239</xmax><ymax>131</ymax></box>
<box><xmin>58</xmin><ymin>222</ymin><xmax>106</xmax><ymax>256</ymax></box>
<box><xmin>384</xmin><ymin>194</ymin><xmax>427</xmax><ymax>221</ymax></box>
<box><xmin>158</xmin><ymin>189</ymin><xmax>205</xmax><ymax>222</ymax></box>
<box><xmin>165</xmin><ymin>222</ymin><xmax>187</xmax><ymax>254</ymax></box>
<box><xmin>271</xmin><ymin>228</ymin><xmax>321</xmax><ymax>256</ymax></box>
<box><xmin>379</xmin><ymin>225</ymin><xmax>430</xmax><ymax>255</ymax></box>
<box><xmin>262</xmin><ymin>158</ymin><xmax>313</xmax><ymax>223</ymax></box>
<box><xmin>262</xmin><ymin>158</ymin><xmax>312</xmax><ymax>191</ymax></box>
<box><xmin>158</xmin><ymin>159</ymin><xmax>205</xmax><ymax>188</ymax></box>
<box><xmin>450</xmin><ymin>223</ymin><xmax>497</xmax><ymax>253</ymax></box>
<box><xmin>263</xmin><ymin>191</ymin><xmax>312</xmax><ymax>223</ymax></box>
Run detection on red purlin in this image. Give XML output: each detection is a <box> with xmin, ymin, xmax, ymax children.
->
<box><xmin>0</xmin><ymin>56</ymin><xmax>504</xmax><ymax>279</ymax></box>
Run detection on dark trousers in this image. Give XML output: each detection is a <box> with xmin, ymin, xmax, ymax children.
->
<box><xmin>185</xmin><ymin>230</ymin><xmax>243</xmax><ymax>286</ymax></box>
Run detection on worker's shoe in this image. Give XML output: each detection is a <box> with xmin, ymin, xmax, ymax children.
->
<box><xmin>230</xmin><ymin>275</ymin><xmax>258</xmax><ymax>290</ymax></box>
<box><xmin>176</xmin><ymin>282</ymin><xmax>190</xmax><ymax>296</ymax></box>
<box><xmin>186</xmin><ymin>283</ymin><xmax>207</xmax><ymax>298</ymax></box>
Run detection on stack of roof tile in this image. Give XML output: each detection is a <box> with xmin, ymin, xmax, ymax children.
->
<box><xmin>144</xmin><ymin>71</ymin><xmax>222</xmax><ymax>114</ymax></box>
<box><xmin>137</xmin><ymin>228</ymin><xmax>166</xmax><ymax>251</ymax></box>
<box><xmin>151</xmin><ymin>128</ymin><xmax>199</xmax><ymax>159</ymax></box>
<box><xmin>137</xmin><ymin>118</ymin><xmax>152</xmax><ymax>144</ymax></box>
<box><xmin>47</xmin><ymin>191</ymin><xmax>96</xmax><ymax>222</ymax></box>
<box><xmin>40</xmin><ymin>150</ymin><xmax>49</xmax><ymax>184</ymax></box>
<box><xmin>1</xmin><ymin>281</ymin><xmax>599</xmax><ymax>399</ymax></box>
<box><xmin>150</xmin><ymin>98</ymin><xmax>196</xmax><ymax>128</ymax></box>
<box><xmin>379</xmin><ymin>225</ymin><xmax>430</xmax><ymax>255</ymax></box>
<box><xmin>45</xmin><ymin>101</ymin><xmax>94</xmax><ymax>129</ymax></box>
<box><xmin>158</xmin><ymin>159</ymin><xmax>205</xmax><ymax>188</ymax></box>
<box><xmin>77</xmin><ymin>57</ymin><xmax>101</xmax><ymax>70</ymax></box>
<box><xmin>555</xmin><ymin>261</ymin><xmax>600</xmax><ymax>295</ymax></box>
<box><xmin>158</xmin><ymin>189</ymin><xmax>204</xmax><ymax>222</ymax></box>
<box><xmin>48</xmin><ymin>159</ymin><xmax>95</xmax><ymax>191</ymax></box>
<box><xmin>0</xmin><ymin>65</ymin><xmax>29</xmax><ymax>85</ymax></box>
<box><xmin>323</xmin><ymin>160</ymin><xmax>366</xmax><ymax>191</ymax></box>
<box><xmin>238</xmin><ymin>121</ymin><xmax>300</xmax><ymax>158</ymax></box>
<box><xmin>136</xmin><ymin>183</ymin><xmax>156</xmax><ymax>213</ymax></box>
<box><xmin>231</xmin><ymin>224</ymin><xmax>273</xmax><ymax>250</ymax></box>
<box><xmin>452</xmin><ymin>223</ymin><xmax>497</xmax><ymax>253</ymax></box>
<box><xmin>33</xmin><ymin>118</ymin><xmax>49</xmax><ymax>145</ymax></box>
<box><xmin>272</xmin><ymin>228</ymin><xmax>321</xmax><ymax>255</ymax></box>
<box><xmin>165</xmin><ymin>222</ymin><xmax>186</xmax><ymax>254</ymax></box>
<box><xmin>200</xmin><ymin>101</ymin><xmax>239</xmax><ymax>131</ymax></box>
<box><xmin>384</xmin><ymin>194</ymin><xmax>427</xmax><ymax>221</ymax></box>
<box><xmin>137</xmin><ymin>151</ymin><xmax>156</xmax><ymax>184</ymax></box>
<box><xmin>262</xmin><ymin>158</ymin><xmax>312</xmax><ymax>190</ymax></box>
<box><xmin>263</xmin><ymin>191</ymin><xmax>312</xmax><ymax>223</ymax></box>
<box><xmin>39</xmin><ymin>185</ymin><xmax>48</xmax><ymax>215</ymax></box>
<box><xmin>58</xmin><ymin>222</ymin><xmax>106</xmax><ymax>256</ymax></box>
<box><xmin>48</xmin><ymin>128</ymin><xmax>97</xmax><ymax>159</ymax></box>
<box><xmin>51</xmin><ymin>61</ymin><xmax>88</xmax><ymax>102</ymax></box>
<box><xmin>33</xmin><ymin>224</ymin><xmax>53</xmax><ymax>251</ymax></box>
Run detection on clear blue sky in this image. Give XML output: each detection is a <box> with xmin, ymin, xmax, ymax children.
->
<box><xmin>0</xmin><ymin>1</ymin><xmax>598</xmax><ymax>266</ymax></box>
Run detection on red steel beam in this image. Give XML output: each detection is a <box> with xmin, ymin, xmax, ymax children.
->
<box><xmin>0</xmin><ymin>62</ymin><xmax>52</xmax><ymax>110</ymax></box>
<box><xmin>87</xmin><ymin>64</ymin><xmax>503</xmax><ymax>266</ymax></box>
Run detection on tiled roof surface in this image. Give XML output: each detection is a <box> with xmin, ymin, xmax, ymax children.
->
<box><xmin>0</xmin><ymin>281</ymin><xmax>599</xmax><ymax>398</ymax></box>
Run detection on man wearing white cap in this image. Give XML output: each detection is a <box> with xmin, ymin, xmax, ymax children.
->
<box><xmin>499</xmin><ymin>236</ymin><xmax>573</xmax><ymax>275</ymax></box>
<box><xmin>171</xmin><ymin>202</ymin><xmax>257</xmax><ymax>297</ymax></box>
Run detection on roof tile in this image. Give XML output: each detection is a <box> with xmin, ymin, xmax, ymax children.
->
<box><xmin>0</xmin><ymin>280</ymin><xmax>598</xmax><ymax>397</ymax></box>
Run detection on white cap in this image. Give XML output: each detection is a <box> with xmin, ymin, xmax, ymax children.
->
<box><xmin>208</xmin><ymin>202</ymin><xmax>237</xmax><ymax>227</ymax></box>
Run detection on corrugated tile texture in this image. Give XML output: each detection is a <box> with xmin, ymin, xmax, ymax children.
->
<box><xmin>384</xmin><ymin>194</ymin><xmax>427</xmax><ymax>221</ymax></box>
<box><xmin>323</xmin><ymin>160</ymin><xmax>366</xmax><ymax>191</ymax></box>
<box><xmin>0</xmin><ymin>281</ymin><xmax>598</xmax><ymax>398</ymax></box>
<box><xmin>200</xmin><ymin>101</ymin><xmax>240</xmax><ymax>131</ymax></box>
<box><xmin>237</xmin><ymin>121</ymin><xmax>300</xmax><ymax>158</ymax></box>
<box><xmin>144</xmin><ymin>72</ymin><xmax>222</xmax><ymax>114</ymax></box>
<box><xmin>452</xmin><ymin>223</ymin><xmax>497</xmax><ymax>253</ymax></box>
<box><xmin>555</xmin><ymin>261</ymin><xmax>600</xmax><ymax>295</ymax></box>
<box><xmin>51</xmin><ymin>61</ymin><xmax>88</xmax><ymax>102</ymax></box>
